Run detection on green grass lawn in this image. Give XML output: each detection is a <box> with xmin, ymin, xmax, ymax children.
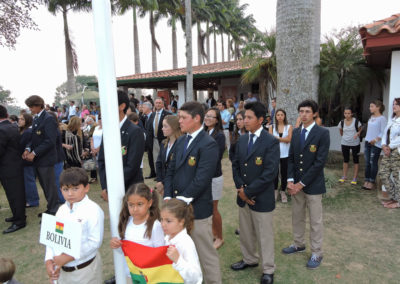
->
<box><xmin>1</xmin><ymin>154</ymin><xmax>400</xmax><ymax>283</ymax></box>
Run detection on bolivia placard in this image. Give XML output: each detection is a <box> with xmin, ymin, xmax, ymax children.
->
<box><xmin>39</xmin><ymin>213</ymin><xmax>82</xmax><ymax>259</ymax></box>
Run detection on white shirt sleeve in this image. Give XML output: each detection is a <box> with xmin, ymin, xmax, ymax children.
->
<box><xmin>151</xmin><ymin>221</ymin><xmax>166</xmax><ymax>247</ymax></box>
<box><xmin>173</xmin><ymin>237</ymin><xmax>202</xmax><ymax>284</ymax></box>
<box><xmin>79</xmin><ymin>206</ymin><xmax>104</xmax><ymax>259</ymax></box>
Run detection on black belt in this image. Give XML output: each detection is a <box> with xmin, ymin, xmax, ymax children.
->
<box><xmin>62</xmin><ymin>256</ymin><xmax>95</xmax><ymax>272</ymax></box>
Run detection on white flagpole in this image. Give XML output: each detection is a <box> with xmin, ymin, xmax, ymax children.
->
<box><xmin>91</xmin><ymin>1</ymin><xmax>126</xmax><ymax>283</ymax></box>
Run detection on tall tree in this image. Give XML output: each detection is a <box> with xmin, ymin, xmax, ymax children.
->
<box><xmin>44</xmin><ymin>0</ymin><xmax>91</xmax><ymax>96</ymax></box>
<box><xmin>0</xmin><ymin>0</ymin><xmax>40</xmax><ymax>48</ymax></box>
<box><xmin>276</xmin><ymin>0</ymin><xmax>321</xmax><ymax>124</ymax></box>
<box><xmin>0</xmin><ymin>85</ymin><xmax>14</xmax><ymax>104</ymax></box>
<box><xmin>241</xmin><ymin>31</ymin><xmax>277</xmax><ymax>105</ymax></box>
<box><xmin>184</xmin><ymin>0</ymin><xmax>193</xmax><ymax>101</ymax></box>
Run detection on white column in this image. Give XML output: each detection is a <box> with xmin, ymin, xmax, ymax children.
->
<box><xmin>178</xmin><ymin>81</ymin><xmax>186</xmax><ymax>105</ymax></box>
<box><xmin>91</xmin><ymin>1</ymin><xmax>126</xmax><ymax>283</ymax></box>
<box><xmin>388</xmin><ymin>50</ymin><xmax>400</xmax><ymax>119</ymax></box>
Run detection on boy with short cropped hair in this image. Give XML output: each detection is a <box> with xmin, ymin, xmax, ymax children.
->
<box><xmin>45</xmin><ymin>167</ymin><xmax>104</xmax><ymax>284</ymax></box>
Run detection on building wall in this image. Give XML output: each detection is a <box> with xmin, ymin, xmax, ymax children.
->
<box><xmin>218</xmin><ymin>78</ymin><xmax>252</xmax><ymax>101</ymax></box>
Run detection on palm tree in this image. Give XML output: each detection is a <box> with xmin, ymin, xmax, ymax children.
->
<box><xmin>115</xmin><ymin>0</ymin><xmax>142</xmax><ymax>74</ymax></box>
<box><xmin>241</xmin><ymin>31</ymin><xmax>277</xmax><ymax>105</ymax></box>
<box><xmin>192</xmin><ymin>0</ymin><xmax>212</xmax><ymax>66</ymax></box>
<box><xmin>318</xmin><ymin>27</ymin><xmax>385</xmax><ymax>125</ymax></box>
<box><xmin>276</xmin><ymin>0</ymin><xmax>321</xmax><ymax>124</ymax></box>
<box><xmin>44</xmin><ymin>0</ymin><xmax>91</xmax><ymax>96</ymax></box>
<box><xmin>184</xmin><ymin>0</ymin><xmax>193</xmax><ymax>101</ymax></box>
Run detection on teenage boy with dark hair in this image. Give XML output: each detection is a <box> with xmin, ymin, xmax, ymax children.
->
<box><xmin>0</xmin><ymin>105</ymin><xmax>26</xmax><ymax>234</ymax></box>
<box><xmin>282</xmin><ymin>99</ymin><xmax>330</xmax><ymax>269</ymax></box>
<box><xmin>45</xmin><ymin>167</ymin><xmax>104</xmax><ymax>284</ymax></box>
<box><xmin>231</xmin><ymin>101</ymin><xmax>279</xmax><ymax>284</ymax></box>
<box><xmin>164</xmin><ymin>101</ymin><xmax>222</xmax><ymax>284</ymax></box>
<box><xmin>24</xmin><ymin>95</ymin><xmax>59</xmax><ymax>217</ymax></box>
<box><xmin>98</xmin><ymin>90</ymin><xmax>145</xmax><ymax>200</ymax></box>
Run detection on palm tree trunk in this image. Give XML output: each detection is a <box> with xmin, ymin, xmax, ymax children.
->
<box><xmin>276</xmin><ymin>0</ymin><xmax>321</xmax><ymax>124</ymax></box>
<box><xmin>150</xmin><ymin>11</ymin><xmax>157</xmax><ymax>72</ymax></box>
<box><xmin>62</xmin><ymin>8</ymin><xmax>76</xmax><ymax>96</ymax></box>
<box><xmin>185</xmin><ymin>0</ymin><xmax>193</xmax><ymax>101</ymax></box>
<box><xmin>206</xmin><ymin>21</ymin><xmax>210</xmax><ymax>64</ymax></box>
<box><xmin>213</xmin><ymin>30</ymin><xmax>217</xmax><ymax>63</ymax></box>
<box><xmin>172</xmin><ymin>16</ymin><xmax>178</xmax><ymax>69</ymax></box>
<box><xmin>227</xmin><ymin>34</ymin><xmax>231</xmax><ymax>61</ymax></box>
<box><xmin>221</xmin><ymin>33</ymin><xmax>225</xmax><ymax>62</ymax></box>
<box><xmin>133</xmin><ymin>7</ymin><xmax>141</xmax><ymax>74</ymax></box>
<box><xmin>259</xmin><ymin>78</ymin><xmax>268</xmax><ymax>106</ymax></box>
<box><xmin>197</xmin><ymin>22</ymin><xmax>202</xmax><ymax>66</ymax></box>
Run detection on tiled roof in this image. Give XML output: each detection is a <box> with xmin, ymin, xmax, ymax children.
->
<box><xmin>117</xmin><ymin>60</ymin><xmax>246</xmax><ymax>81</ymax></box>
<box><xmin>360</xmin><ymin>13</ymin><xmax>400</xmax><ymax>36</ymax></box>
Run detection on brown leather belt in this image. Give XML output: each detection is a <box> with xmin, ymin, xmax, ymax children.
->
<box><xmin>62</xmin><ymin>256</ymin><xmax>95</xmax><ymax>272</ymax></box>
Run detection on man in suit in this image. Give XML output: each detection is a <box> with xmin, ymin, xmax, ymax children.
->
<box><xmin>207</xmin><ymin>91</ymin><xmax>217</xmax><ymax>108</ymax></box>
<box><xmin>148</xmin><ymin>97</ymin><xmax>171</xmax><ymax>167</ymax></box>
<box><xmin>170</xmin><ymin>95</ymin><xmax>178</xmax><ymax>109</ymax></box>
<box><xmin>164</xmin><ymin>101</ymin><xmax>222</xmax><ymax>284</ymax></box>
<box><xmin>98</xmin><ymin>90</ymin><xmax>145</xmax><ymax>200</ymax></box>
<box><xmin>141</xmin><ymin>101</ymin><xmax>156</xmax><ymax>179</ymax></box>
<box><xmin>282</xmin><ymin>99</ymin><xmax>330</xmax><ymax>269</ymax></box>
<box><xmin>23</xmin><ymin>95</ymin><xmax>59</xmax><ymax>216</ymax></box>
<box><xmin>231</xmin><ymin>101</ymin><xmax>279</xmax><ymax>284</ymax></box>
<box><xmin>0</xmin><ymin>105</ymin><xmax>26</xmax><ymax>234</ymax></box>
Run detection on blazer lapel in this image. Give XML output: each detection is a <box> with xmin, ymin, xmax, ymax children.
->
<box><xmin>302</xmin><ymin>125</ymin><xmax>318</xmax><ymax>151</ymax></box>
<box><xmin>176</xmin><ymin>130</ymin><xmax>204</xmax><ymax>169</ymax></box>
<box><xmin>246</xmin><ymin>130</ymin><xmax>265</xmax><ymax>160</ymax></box>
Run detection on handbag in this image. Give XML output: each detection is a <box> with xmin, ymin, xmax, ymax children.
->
<box><xmin>82</xmin><ymin>158</ymin><xmax>96</xmax><ymax>171</ymax></box>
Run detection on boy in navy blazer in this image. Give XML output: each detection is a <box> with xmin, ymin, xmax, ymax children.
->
<box><xmin>164</xmin><ymin>101</ymin><xmax>222</xmax><ymax>284</ymax></box>
<box><xmin>231</xmin><ymin>101</ymin><xmax>279</xmax><ymax>284</ymax></box>
<box><xmin>282</xmin><ymin>99</ymin><xmax>330</xmax><ymax>270</ymax></box>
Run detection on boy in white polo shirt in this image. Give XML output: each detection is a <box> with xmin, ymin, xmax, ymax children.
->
<box><xmin>45</xmin><ymin>167</ymin><xmax>104</xmax><ymax>284</ymax></box>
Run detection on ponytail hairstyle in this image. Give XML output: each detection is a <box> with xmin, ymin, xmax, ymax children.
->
<box><xmin>161</xmin><ymin>199</ymin><xmax>194</xmax><ymax>234</ymax></box>
<box><xmin>118</xmin><ymin>183</ymin><xmax>160</xmax><ymax>239</ymax></box>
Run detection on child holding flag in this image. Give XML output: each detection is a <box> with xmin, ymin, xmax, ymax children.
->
<box><xmin>110</xmin><ymin>183</ymin><xmax>164</xmax><ymax>281</ymax></box>
<box><xmin>45</xmin><ymin>167</ymin><xmax>104</xmax><ymax>284</ymax></box>
<box><xmin>161</xmin><ymin>198</ymin><xmax>202</xmax><ymax>284</ymax></box>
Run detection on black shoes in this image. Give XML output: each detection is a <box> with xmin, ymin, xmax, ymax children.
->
<box><xmin>3</xmin><ymin>223</ymin><xmax>26</xmax><ymax>234</ymax></box>
<box><xmin>231</xmin><ymin>260</ymin><xmax>258</xmax><ymax>271</ymax></box>
<box><xmin>260</xmin><ymin>273</ymin><xmax>274</xmax><ymax>284</ymax></box>
<box><xmin>104</xmin><ymin>276</ymin><xmax>115</xmax><ymax>284</ymax></box>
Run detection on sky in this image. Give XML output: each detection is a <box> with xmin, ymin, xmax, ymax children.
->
<box><xmin>1</xmin><ymin>0</ymin><xmax>399</xmax><ymax>107</ymax></box>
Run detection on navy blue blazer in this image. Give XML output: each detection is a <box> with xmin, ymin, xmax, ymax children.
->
<box><xmin>28</xmin><ymin>110</ymin><xmax>58</xmax><ymax>167</ymax></box>
<box><xmin>209</xmin><ymin>129</ymin><xmax>225</xmax><ymax>177</ymax></box>
<box><xmin>164</xmin><ymin>130</ymin><xmax>218</xmax><ymax>219</ymax></box>
<box><xmin>0</xmin><ymin>120</ymin><xmax>23</xmax><ymax>178</ymax></box>
<box><xmin>148</xmin><ymin>109</ymin><xmax>172</xmax><ymax>144</ymax></box>
<box><xmin>98</xmin><ymin>119</ymin><xmax>145</xmax><ymax>190</ymax></box>
<box><xmin>288</xmin><ymin>124</ymin><xmax>330</xmax><ymax>195</ymax></box>
<box><xmin>232</xmin><ymin>129</ymin><xmax>280</xmax><ymax>212</ymax></box>
<box><xmin>155</xmin><ymin>140</ymin><xmax>177</xmax><ymax>183</ymax></box>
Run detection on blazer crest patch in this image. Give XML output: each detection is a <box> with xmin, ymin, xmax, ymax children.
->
<box><xmin>36</xmin><ymin>130</ymin><xmax>41</xmax><ymax>135</ymax></box>
<box><xmin>121</xmin><ymin>146</ymin><xmax>127</xmax><ymax>156</ymax></box>
<box><xmin>310</xmin><ymin>145</ymin><xmax>317</xmax><ymax>152</ymax></box>
<box><xmin>255</xmin><ymin>157</ymin><xmax>263</xmax><ymax>166</ymax></box>
<box><xmin>188</xmin><ymin>156</ymin><xmax>196</xmax><ymax>167</ymax></box>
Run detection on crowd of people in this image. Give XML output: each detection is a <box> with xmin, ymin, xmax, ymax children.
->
<box><xmin>0</xmin><ymin>89</ymin><xmax>399</xmax><ymax>284</ymax></box>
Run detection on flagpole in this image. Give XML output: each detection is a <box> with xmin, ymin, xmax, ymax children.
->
<box><xmin>91</xmin><ymin>1</ymin><xmax>126</xmax><ymax>283</ymax></box>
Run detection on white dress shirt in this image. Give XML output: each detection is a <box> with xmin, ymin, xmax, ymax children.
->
<box><xmin>165</xmin><ymin>229</ymin><xmax>202</xmax><ymax>284</ymax></box>
<box><xmin>45</xmin><ymin>195</ymin><xmax>104</xmax><ymax>267</ymax></box>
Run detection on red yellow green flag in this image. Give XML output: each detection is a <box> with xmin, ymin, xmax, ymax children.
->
<box><xmin>121</xmin><ymin>240</ymin><xmax>184</xmax><ymax>284</ymax></box>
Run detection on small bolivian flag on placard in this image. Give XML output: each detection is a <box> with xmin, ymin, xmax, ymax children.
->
<box><xmin>121</xmin><ymin>240</ymin><xmax>184</xmax><ymax>284</ymax></box>
<box><xmin>55</xmin><ymin>222</ymin><xmax>64</xmax><ymax>234</ymax></box>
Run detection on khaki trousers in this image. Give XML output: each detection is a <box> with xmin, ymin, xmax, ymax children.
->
<box><xmin>191</xmin><ymin>216</ymin><xmax>222</xmax><ymax>284</ymax></box>
<box><xmin>239</xmin><ymin>205</ymin><xmax>275</xmax><ymax>274</ymax></box>
<box><xmin>152</xmin><ymin>139</ymin><xmax>160</xmax><ymax>165</ymax></box>
<box><xmin>59</xmin><ymin>253</ymin><xmax>102</xmax><ymax>284</ymax></box>
<box><xmin>292</xmin><ymin>191</ymin><xmax>323</xmax><ymax>256</ymax></box>
<box><xmin>379</xmin><ymin>150</ymin><xmax>400</xmax><ymax>201</ymax></box>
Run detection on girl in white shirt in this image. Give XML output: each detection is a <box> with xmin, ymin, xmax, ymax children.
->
<box><xmin>269</xmin><ymin>109</ymin><xmax>292</xmax><ymax>203</ymax></box>
<box><xmin>110</xmin><ymin>183</ymin><xmax>165</xmax><ymax>279</ymax></box>
<box><xmin>161</xmin><ymin>199</ymin><xmax>202</xmax><ymax>284</ymax></box>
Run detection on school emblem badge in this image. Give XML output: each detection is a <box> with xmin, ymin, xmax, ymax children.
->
<box><xmin>121</xmin><ymin>146</ymin><xmax>127</xmax><ymax>156</ymax></box>
<box><xmin>188</xmin><ymin>156</ymin><xmax>196</xmax><ymax>166</ymax></box>
<box><xmin>36</xmin><ymin>130</ymin><xmax>41</xmax><ymax>135</ymax></box>
<box><xmin>310</xmin><ymin>145</ymin><xmax>317</xmax><ymax>152</ymax></box>
<box><xmin>255</xmin><ymin>157</ymin><xmax>263</xmax><ymax>166</ymax></box>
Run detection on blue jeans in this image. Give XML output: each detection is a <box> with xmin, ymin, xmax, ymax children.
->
<box><xmin>54</xmin><ymin>162</ymin><xmax>65</xmax><ymax>203</ymax></box>
<box><xmin>364</xmin><ymin>141</ymin><xmax>382</xmax><ymax>183</ymax></box>
<box><xmin>24</xmin><ymin>166</ymin><xmax>39</xmax><ymax>206</ymax></box>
